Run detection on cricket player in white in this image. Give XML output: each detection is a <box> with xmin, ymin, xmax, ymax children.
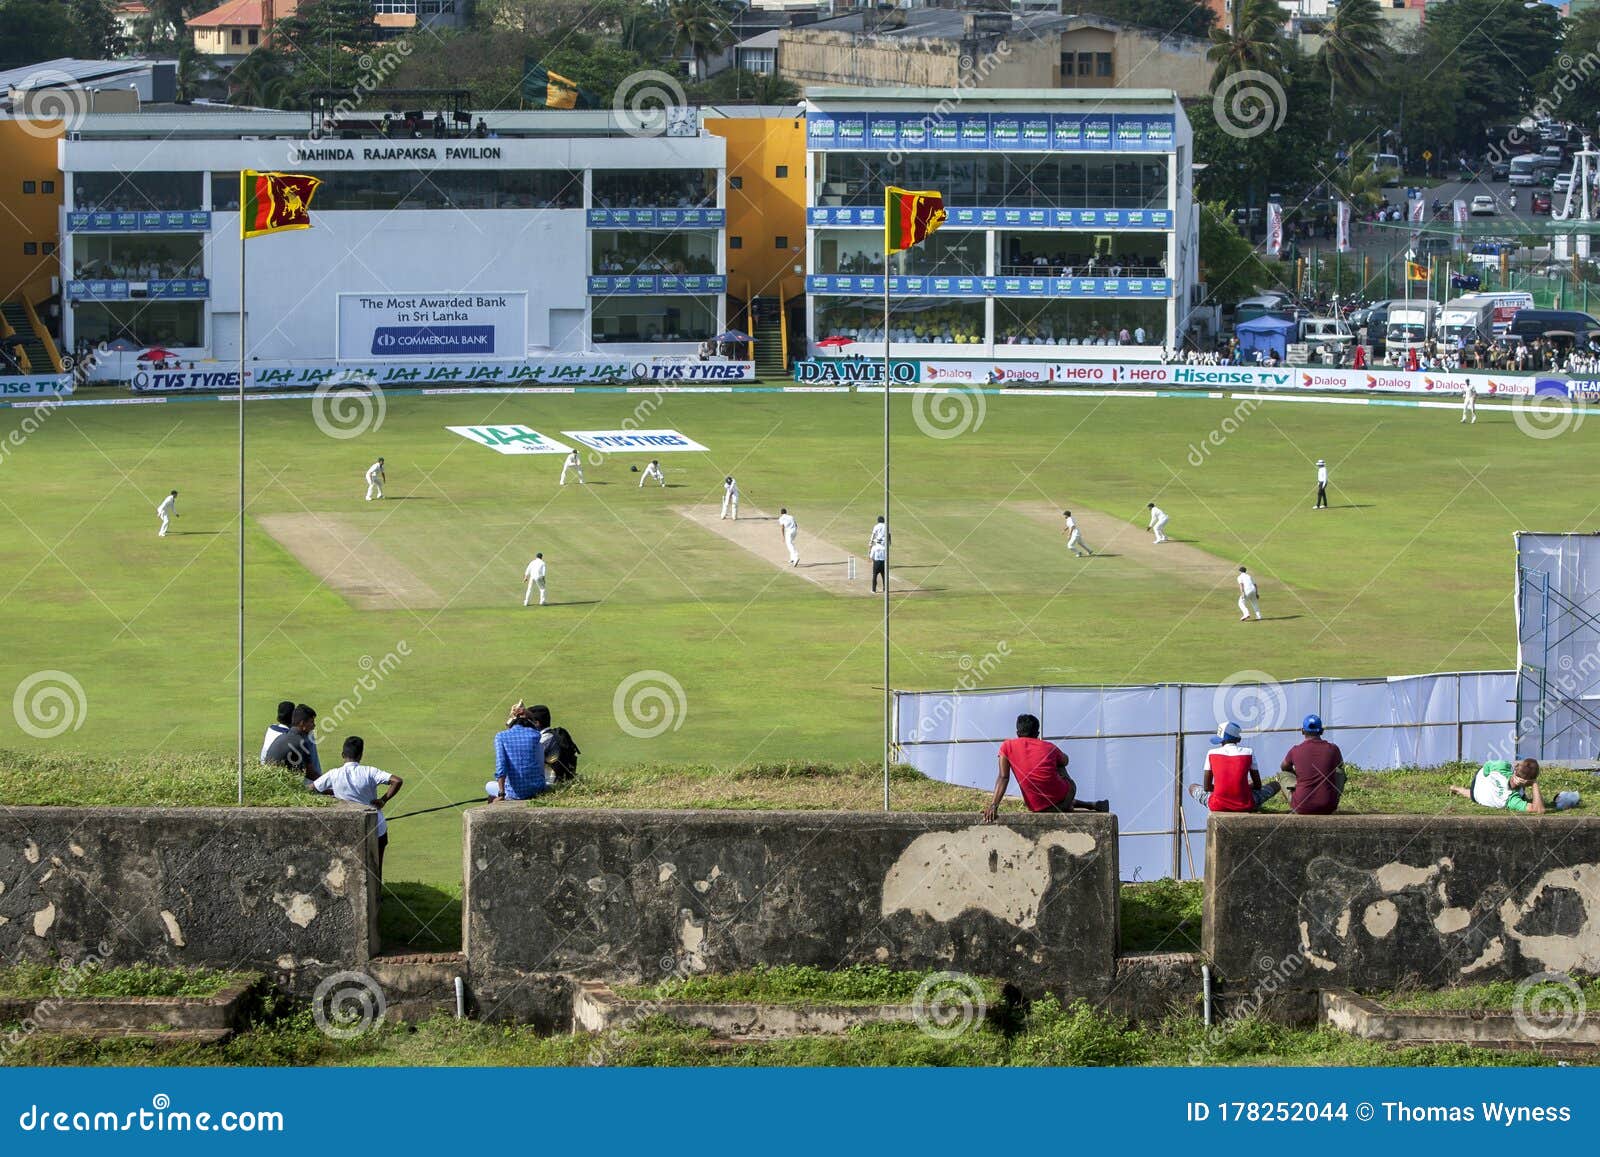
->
<box><xmin>640</xmin><ymin>459</ymin><xmax>666</xmax><ymax>488</ymax></box>
<box><xmin>523</xmin><ymin>552</ymin><xmax>547</xmax><ymax>606</ymax></box>
<box><xmin>1461</xmin><ymin>383</ymin><xmax>1477</xmax><ymax>423</ymax></box>
<box><xmin>721</xmin><ymin>476</ymin><xmax>739</xmax><ymax>519</ymax></box>
<box><xmin>156</xmin><ymin>490</ymin><xmax>178</xmax><ymax>537</ymax></box>
<box><xmin>1237</xmin><ymin>566</ymin><xmax>1262</xmax><ymax>621</ymax></box>
<box><xmin>365</xmin><ymin>457</ymin><xmax>385</xmax><ymax>501</ymax></box>
<box><xmin>778</xmin><ymin>507</ymin><xmax>799</xmax><ymax>565</ymax></box>
<box><xmin>868</xmin><ymin>516</ymin><xmax>889</xmax><ymax>590</ymax></box>
<box><xmin>560</xmin><ymin>450</ymin><xmax>584</xmax><ymax>486</ymax></box>
<box><xmin>1147</xmin><ymin>502</ymin><xmax>1170</xmax><ymax>544</ymax></box>
<box><xmin>1062</xmin><ymin>510</ymin><xmax>1092</xmax><ymax>557</ymax></box>
<box><xmin>1314</xmin><ymin>459</ymin><xmax>1328</xmax><ymax>509</ymax></box>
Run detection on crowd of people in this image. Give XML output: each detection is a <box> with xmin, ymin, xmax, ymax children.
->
<box><xmin>74</xmin><ymin>251</ymin><xmax>202</xmax><ymax>282</ymax></box>
<box><xmin>982</xmin><ymin>712</ymin><xmax>1581</xmax><ymax>823</ymax></box>
<box><xmin>592</xmin><ymin>172</ymin><xmax>715</xmax><ymax>210</ymax></box>
<box><xmin>1000</xmin><ymin>250</ymin><xmax>1167</xmax><ymax>278</ymax></box>
<box><xmin>996</xmin><ymin>322</ymin><xmax>1157</xmax><ymax>346</ymax></box>
<box><xmin>593</xmin><ymin>247</ymin><xmax>716</xmax><ymax>276</ymax></box>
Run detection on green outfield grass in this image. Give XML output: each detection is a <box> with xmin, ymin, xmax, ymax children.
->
<box><xmin>0</xmin><ymin>388</ymin><xmax>1591</xmax><ymax>888</ymax></box>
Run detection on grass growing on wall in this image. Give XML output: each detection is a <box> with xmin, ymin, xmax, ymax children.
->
<box><xmin>0</xmin><ymin>750</ymin><xmax>333</xmax><ymax>808</ymax></box>
<box><xmin>0</xmin><ymin>963</ymin><xmax>251</xmax><ymax>1000</ymax></box>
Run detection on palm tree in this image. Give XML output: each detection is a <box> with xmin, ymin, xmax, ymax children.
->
<box><xmin>1318</xmin><ymin>0</ymin><xmax>1384</xmax><ymax>109</ymax></box>
<box><xmin>1207</xmin><ymin>0</ymin><xmax>1288</xmax><ymax>90</ymax></box>
<box><xmin>664</xmin><ymin>0</ymin><xmax>736</xmax><ymax>81</ymax></box>
<box><xmin>1325</xmin><ymin>149</ymin><xmax>1385</xmax><ymax>217</ymax></box>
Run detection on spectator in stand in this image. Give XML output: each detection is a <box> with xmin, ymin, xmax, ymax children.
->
<box><xmin>312</xmin><ymin>736</ymin><xmax>404</xmax><ymax>871</ymax></box>
<box><xmin>263</xmin><ymin>703</ymin><xmax>321</xmax><ymax>782</ymax></box>
<box><xmin>259</xmin><ymin>699</ymin><xmax>294</xmax><ymax>762</ymax></box>
<box><xmin>1189</xmin><ymin>720</ymin><xmax>1279</xmax><ymax>811</ymax></box>
<box><xmin>1279</xmin><ymin>714</ymin><xmax>1345</xmax><ymax>814</ymax></box>
<box><xmin>980</xmin><ymin>713</ymin><xmax>1108</xmax><ymax>822</ymax></box>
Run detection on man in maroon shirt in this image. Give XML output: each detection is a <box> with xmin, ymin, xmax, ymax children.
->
<box><xmin>981</xmin><ymin>714</ymin><xmax>1109</xmax><ymax>822</ymax></box>
<box><xmin>1280</xmin><ymin>713</ymin><xmax>1345</xmax><ymax>814</ymax></box>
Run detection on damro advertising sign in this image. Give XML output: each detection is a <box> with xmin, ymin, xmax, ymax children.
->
<box><xmin>337</xmin><ymin>292</ymin><xmax>527</xmax><ymax>360</ymax></box>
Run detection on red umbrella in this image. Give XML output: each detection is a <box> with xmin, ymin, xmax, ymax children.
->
<box><xmin>137</xmin><ymin>347</ymin><xmax>176</xmax><ymax>361</ymax></box>
<box><xmin>816</xmin><ymin>336</ymin><xmax>854</xmax><ymax>349</ymax></box>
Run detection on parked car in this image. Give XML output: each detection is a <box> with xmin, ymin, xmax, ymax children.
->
<box><xmin>1532</xmin><ymin>190</ymin><xmax>1553</xmax><ymax>215</ymax></box>
<box><xmin>1470</xmin><ymin>194</ymin><xmax>1497</xmax><ymax>215</ymax></box>
<box><xmin>1505</xmin><ymin>308</ymin><xmax>1600</xmax><ymax>348</ymax></box>
<box><xmin>1490</xmin><ymin>159</ymin><xmax>1511</xmax><ymax>181</ymax></box>
<box><xmin>1554</xmin><ymin>174</ymin><xmax>1573</xmax><ymax>195</ymax></box>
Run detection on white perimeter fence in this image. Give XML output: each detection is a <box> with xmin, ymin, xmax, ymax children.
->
<box><xmin>894</xmin><ymin>671</ymin><xmax>1516</xmax><ymax>881</ymax></box>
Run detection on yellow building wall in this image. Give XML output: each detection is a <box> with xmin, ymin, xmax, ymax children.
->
<box><xmin>0</xmin><ymin>119</ymin><xmax>64</xmax><ymax>306</ymax></box>
<box><xmin>706</xmin><ymin>116</ymin><xmax>808</xmax><ymax>307</ymax></box>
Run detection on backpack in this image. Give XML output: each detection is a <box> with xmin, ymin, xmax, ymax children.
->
<box><xmin>545</xmin><ymin>726</ymin><xmax>581</xmax><ymax>783</ymax></box>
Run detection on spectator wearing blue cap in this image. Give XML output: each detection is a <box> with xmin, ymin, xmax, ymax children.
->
<box><xmin>1279</xmin><ymin>714</ymin><xmax>1345</xmax><ymax>815</ymax></box>
<box><xmin>1189</xmin><ymin>720</ymin><xmax>1280</xmax><ymax>811</ymax></box>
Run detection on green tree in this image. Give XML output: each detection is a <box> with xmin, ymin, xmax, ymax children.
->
<box><xmin>1198</xmin><ymin>200</ymin><xmax>1276</xmax><ymax>304</ymax></box>
<box><xmin>1543</xmin><ymin>9</ymin><xmax>1600</xmax><ymax>128</ymax></box>
<box><xmin>665</xmin><ymin>0</ymin><xmax>736</xmax><ymax>81</ymax></box>
<box><xmin>687</xmin><ymin>68</ymin><xmax>799</xmax><ymax>105</ymax></box>
<box><xmin>1421</xmin><ymin>0</ymin><xmax>1559</xmax><ymax>133</ymax></box>
<box><xmin>0</xmin><ymin>0</ymin><xmax>75</xmax><ymax>66</ymax></box>
<box><xmin>68</xmin><ymin>0</ymin><xmax>126</xmax><ymax>57</ymax></box>
<box><xmin>269</xmin><ymin>0</ymin><xmax>381</xmax><ymax>104</ymax></box>
<box><xmin>1207</xmin><ymin>0</ymin><xmax>1287</xmax><ymax>89</ymax></box>
<box><xmin>1317</xmin><ymin>0</ymin><xmax>1382</xmax><ymax>111</ymax></box>
<box><xmin>1068</xmin><ymin>0</ymin><xmax>1215</xmax><ymax>39</ymax></box>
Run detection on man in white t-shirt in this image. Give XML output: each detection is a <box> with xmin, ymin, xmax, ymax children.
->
<box><xmin>868</xmin><ymin>515</ymin><xmax>890</xmax><ymax>590</ymax></box>
<box><xmin>721</xmin><ymin>476</ymin><xmax>739</xmax><ymax>519</ymax></box>
<box><xmin>1236</xmin><ymin>565</ymin><xmax>1262</xmax><ymax>621</ymax></box>
<box><xmin>1062</xmin><ymin>510</ymin><xmax>1092</xmax><ymax>557</ymax></box>
<box><xmin>640</xmin><ymin>459</ymin><xmax>666</xmax><ymax>488</ymax></box>
<box><xmin>560</xmin><ymin>450</ymin><xmax>584</xmax><ymax>486</ymax></box>
<box><xmin>365</xmin><ymin>457</ymin><xmax>385</xmax><ymax>501</ymax></box>
<box><xmin>156</xmin><ymin>490</ymin><xmax>178</xmax><ymax>537</ymax></box>
<box><xmin>312</xmin><ymin>736</ymin><xmax>403</xmax><ymax>870</ymax></box>
<box><xmin>259</xmin><ymin>699</ymin><xmax>294</xmax><ymax>762</ymax></box>
<box><xmin>778</xmin><ymin>508</ymin><xmax>799</xmax><ymax>565</ymax></box>
<box><xmin>1147</xmin><ymin>502</ymin><xmax>1169</xmax><ymax>544</ymax></box>
<box><xmin>523</xmin><ymin>552</ymin><xmax>547</xmax><ymax>606</ymax></box>
<box><xmin>1314</xmin><ymin>458</ymin><xmax>1328</xmax><ymax>509</ymax></box>
<box><xmin>1461</xmin><ymin>382</ymin><xmax>1477</xmax><ymax>424</ymax></box>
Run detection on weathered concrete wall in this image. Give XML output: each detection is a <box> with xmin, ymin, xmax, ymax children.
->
<box><xmin>465</xmin><ymin>809</ymin><xmax>1118</xmax><ymax>1021</ymax></box>
<box><xmin>0</xmin><ymin>806</ymin><xmax>379</xmax><ymax>986</ymax></box>
<box><xmin>1205</xmin><ymin>815</ymin><xmax>1600</xmax><ymax>989</ymax></box>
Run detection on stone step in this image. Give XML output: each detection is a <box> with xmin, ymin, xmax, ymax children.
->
<box><xmin>366</xmin><ymin>951</ymin><xmax>466</xmax><ymax>1022</ymax></box>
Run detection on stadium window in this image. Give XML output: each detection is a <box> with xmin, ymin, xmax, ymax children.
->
<box><xmin>1077</xmin><ymin>52</ymin><xmax>1093</xmax><ymax>77</ymax></box>
<box><xmin>775</xmin><ymin>236</ymin><xmax>788</xmax><ymax>248</ymax></box>
<box><xmin>23</xmin><ymin>242</ymin><xmax>37</xmax><ymax>254</ymax></box>
<box><xmin>1096</xmin><ymin>53</ymin><xmax>1112</xmax><ymax>77</ymax></box>
<box><xmin>22</xmin><ymin>181</ymin><xmax>36</xmax><ymax>194</ymax></box>
<box><xmin>729</xmin><ymin>175</ymin><xmax>743</xmax><ymax>189</ymax></box>
<box><xmin>729</xmin><ymin>236</ymin><xmax>743</xmax><ymax>249</ymax></box>
<box><xmin>775</xmin><ymin>165</ymin><xmax>788</xmax><ymax>178</ymax></box>
<box><xmin>42</xmin><ymin>180</ymin><xmax>54</xmax><ymax>194</ymax></box>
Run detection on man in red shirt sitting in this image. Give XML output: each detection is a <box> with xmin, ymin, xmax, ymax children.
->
<box><xmin>1188</xmin><ymin>720</ymin><xmax>1281</xmax><ymax>811</ymax></box>
<box><xmin>981</xmin><ymin>714</ymin><xmax>1109</xmax><ymax>822</ymax></box>
<box><xmin>1279</xmin><ymin>714</ymin><xmax>1345</xmax><ymax>815</ymax></box>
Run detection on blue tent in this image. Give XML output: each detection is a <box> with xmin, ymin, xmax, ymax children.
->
<box><xmin>1234</xmin><ymin>315</ymin><xmax>1296</xmax><ymax>362</ymax></box>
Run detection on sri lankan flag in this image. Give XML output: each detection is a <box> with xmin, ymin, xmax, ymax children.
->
<box><xmin>1406</xmin><ymin>260</ymin><xmax>1430</xmax><ymax>281</ymax></box>
<box><xmin>240</xmin><ymin>171</ymin><xmax>320</xmax><ymax>239</ymax></box>
<box><xmin>885</xmin><ymin>186</ymin><xmax>946</xmax><ymax>254</ymax></box>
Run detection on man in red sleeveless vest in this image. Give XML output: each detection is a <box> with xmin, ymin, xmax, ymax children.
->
<box><xmin>1188</xmin><ymin>720</ymin><xmax>1281</xmax><ymax>811</ymax></box>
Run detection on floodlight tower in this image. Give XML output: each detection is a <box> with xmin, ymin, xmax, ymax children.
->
<box><xmin>1551</xmin><ymin>136</ymin><xmax>1599</xmax><ymax>260</ymax></box>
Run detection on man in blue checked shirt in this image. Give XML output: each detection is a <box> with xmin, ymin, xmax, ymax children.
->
<box><xmin>486</xmin><ymin>700</ymin><xmax>555</xmax><ymax>801</ymax></box>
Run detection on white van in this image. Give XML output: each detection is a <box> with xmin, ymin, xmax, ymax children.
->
<box><xmin>1298</xmin><ymin>317</ymin><xmax>1355</xmax><ymax>346</ymax></box>
<box><xmin>1471</xmin><ymin>291</ymin><xmax>1535</xmax><ymax>334</ymax></box>
<box><xmin>1385</xmin><ymin>301</ymin><xmax>1441</xmax><ymax>349</ymax></box>
<box><xmin>1374</xmin><ymin>153</ymin><xmax>1402</xmax><ymax>187</ymax></box>
<box><xmin>1439</xmin><ymin>296</ymin><xmax>1497</xmax><ymax>345</ymax></box>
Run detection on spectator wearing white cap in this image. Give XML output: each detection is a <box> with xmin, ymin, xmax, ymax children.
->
<box><xmin>1188</xmin><ymin>721</ymin><xmax>1280</xmax><ymax>812</ymax></box>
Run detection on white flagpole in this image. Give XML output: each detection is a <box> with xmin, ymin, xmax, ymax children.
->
<box><xmin>882</xmin><ymin>211</ymin><xmax>891</xmax><ymax>812</ymax></box>
<box><xmin>237</xmin><ymin>177</ymin><xmax>247</xmax><ymax>806</ymax></box>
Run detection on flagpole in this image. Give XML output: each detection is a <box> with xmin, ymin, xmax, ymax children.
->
<box><xmin>881</xmin><ymin>218</ymin><xmax>891</xmax><ymax>813</ymax></box>
<box><xmin>237</xmin><ymin>179</ymin><xmax>246</xmax><ymax>807</ymax></box>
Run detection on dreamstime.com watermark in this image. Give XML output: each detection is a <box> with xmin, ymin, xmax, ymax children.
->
<box><xmin>585</xmin><ymin>386</ymin><xmax>668</xmax><ymax>466</ymax></box>
<box><xmin>311</xmin><ymin>970</ymin><xmax>387</xmax><ymax>1040</ymax></box>
<box><xmin>315</xmin><ymin>641</ymin><xmax>412</xmax><ymax>743</ymax></box>
<box><xmin>1186</xmin><ymin>390</ymin><xmax>1270</xmax><ymax>466</ymax></box>
<box><xmin>912</xmin><ymin>971</ymin><xmax>988</xmax><ymax>1039</ymax></box>
<box><xmin>0</xmin><ymin>343</ymin><xmax>111</xmax><ymax>469</ymax></box>
<box><xmin>1212</xmin><ymin>70</ymin><xmax>1288</xmax><ymax>141</ymax></box>
<box><xmin>1512</xmin><ymin>971</ymin><xmax>1588</xmax><ymax>1040</ymax></box>
<box><xmin>0</xmin><ymin>940</ymin><xmax>116</xmax><ymax>1061</ymax></box>
<box><xmin>12</xmin><ymin>670</ymin><xmax>88</xmax><ymax>739</ymax></box>
<box><xmin>585</xmin><ymin>949</ymin><xmax>704</xmax><ymax>1065</ymax></box>
<box><xmin>1210</xmin><ymin>670</ymin><xmax>1288</xmax><ymax>735</ymax></box>
<box><xmin>911</xmin><ymin>642</ymin><xmax>1012</xmax><ymax>741</ymax></box>
<box><xmin>613</xmin><ymin>669</ymin><xmax>688</xmax><ymax>739</ymax></box>
<box><xmin>16</xmin><ymin>1094</ymin><xmax>285</xmax><ymax>1134</ymax></box>
<box><xmin>1511</xmin><ymin>392</ymin><xmax>1586</xmax><ymax>440</ymax></box>
<box><xmin>613</xmin><ymin>71</ymin><xmax>687</xmax><ymax>138</ymax></box>
<box><xmin>1499</xmin><ymin>642</ymin><xmax>1600</xmax><ymax>763</ymax></box>
<box><xmin>911</xmin><ymin>386</ymin><xmax>987</xmax><ymax>439</ymax></box>
<box><xmin>312</xmin><ymin>375</ymin><xmax>387</xmax><ymax>439</ymax></box>
<box><xmin>884</xmin><ymin>42</ymin><xmax>1014</xmax><ymax>166</ymax></box>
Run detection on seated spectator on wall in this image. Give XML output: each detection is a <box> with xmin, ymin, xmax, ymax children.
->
<box><xmin>1189</xmin><ymin>720</ymin><xmax>1279</xmax><ymax>812</ymax></box>
<box><xmin>980</xmin><ymin>713</ymin><xmax>1108</xmax><ymax>822</ymax></box>
<box><xmin>1446</xmin><ymin>758</ymin><xmax>1572</xmax><ymax>814</ymax></box>
<box><xmin>263</xmin><ymin>703</ymin><xmax>321</xmax><ymax>781</ymax></box>
<box><xmin>485</xmin><ymin>699</ymin><xmax>555</xmax><ymax>802</ymax></box>
<box><xmin>1279</xmin><ymin>714</ymin><xmax>1345</xmax><ymax>814</ymax></box>
<box><xmin>312</xmin><ymin>736</ymin><xmax>403</xmax><ymax>871</ymax></box>
<box><xmin>259</xmin><ymin>699</ymin><xmax>293</xmax><ymax>762</ymax></box>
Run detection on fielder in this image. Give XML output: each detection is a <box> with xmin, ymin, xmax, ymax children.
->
<box><xmin>1237</xmin><ymin>565</ymin><xmax>1262</xmax><ymax>621</ymax></box>
<box><xmin>869</xmin><ymin>516</ymin><xmax>890</xmax><ymax>591</ymax></box>
<box><xmin>1461</xmin><ymin>383</ymin><xmax>1477</xmax><ymax>424</ymax></box>
<box><xmin>778</xmin><ymin>507</ymin><xmax>799</xmax><ymax>566</ymax></box>
<box><xmin>639</xmin><ymin>459</ymin><xmax>666</xmax><ymax>488</ymax></box>
<box><xmin>365</xmin><ymin>457</ymin><xmax>385</xmax><ymax>501</ymax></box>
<box><xmin>523</xmin><ymin>552</ymin><xmax>547</xmax><ymax>606</ymax></box>
<box><xmin>560</xmin><ymin>450</ymin><xmax>585</xmax><ymax>486</ymax></box>
<box><xmin>1147</xmin><ymin>502</ymin><xmax>1170</xmax><ymax>544</ymax></box>
<box><xmin>1314</xmin><ymin>459</ymin><xmax>1328</xmax><ymax>510</ymax></box>
<box><xmin>1062</xmin><ymin>510</ymin><xmax>1092</xmax><ymax>557</ymax></box>
<box><xmin>156</xmin><ymin>489</ymin><xmax>178</xmax><ymax>537</ymax></box>
<box><xmin>721</xmin><ymin>475</ymin><xmax>739</xmax><ymax>519</ymax></box>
